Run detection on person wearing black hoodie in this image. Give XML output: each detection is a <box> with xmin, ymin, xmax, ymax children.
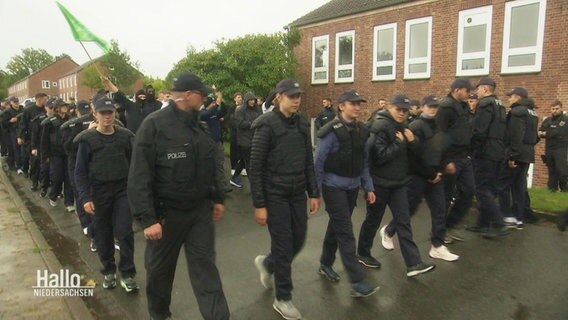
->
<box><xmin>102</xmin><ymin>77</ymin><xmax>159</xmax><ymax>134</ymax></box>
<box><xmin>2</xmin><ymin>96</ymin><xmax>24</xmax><ymax>171</ymax></box>
<box><xmin>145</xmin><ymin>85</ymin><xmax>163</xmax><ymax>111</ymax></box>
<box><xmin>230</xmin><ymin>92</ymin><xmax>261</xmax><ymax>187</ymax></box>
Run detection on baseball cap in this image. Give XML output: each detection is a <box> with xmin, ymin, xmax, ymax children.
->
<box><xmin>92</xmin><ymin>90</ymin><xmax>107</xmax><ymax>104</ymax></box>
<box><xmin>421</xmin><ymin>95</ymin><xmax>440</xmax><ymax>107</ymax></box>
<box><xmin>94</xmin><ymin>98</ymin><xmax>115</xmax><ymax>112</ymax></box>
<box><xmin>391</xmin><ymin>94</ymin><xmax>411</xmax><ymax>109</ymax></box>
<box><xmin>8</xmin><ymin>96</ymin><xmax>19</xmax><ymax>102</ymax></box>
<box><xmin>506</xmin><ymin>87</ymin><xmax>528</xmax><ymax>99</ymax></box>
<box><xmin>53</xmin><ymin>99</ymin><xmax>68</xmax><ymax>107</ymax></box>
<box><xmin>76</xmin><ymin>100</ymin><xmax>91</xmax><ymax>115</ymax></box>
<box><xmin>338</xmin><ymin>90</ymin><xmax>367</xmax><ymax>104</ymax></box>
<box><xmin>171</xmin><ymin>72</ymin><xmax>213</xmax><ymax>96</ymax></box>
<box><xmin>451</xmin><ymin>78</ymin><xmax>474</xmax><ymax>91</ymax></box>
<box><xmin>275</xmin><ymin>79</ymin><xmax>303</xmax><ymax>96</ymax></box>
<box><xmin>476</xmin><ymin>77</ymin><xmax>496</xmax><ymax>88</ymax></box>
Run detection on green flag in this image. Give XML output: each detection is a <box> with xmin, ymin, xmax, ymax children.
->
<box><xmin>56</xmin><ymin>2</ymin><xmax>110</xmax><ymax>53</ymax></box>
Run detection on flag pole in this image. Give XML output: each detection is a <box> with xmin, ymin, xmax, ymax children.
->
<box><xmin>79</xmin><ymin>40</ymin><xmax>104</xmax><ymax>77</ymax></box>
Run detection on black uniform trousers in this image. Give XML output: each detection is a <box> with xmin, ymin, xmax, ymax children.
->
<box><xmin>385</xmin><ymin>175</ymin><xmax>447</xmax><ymax>248</ymax></box>
<box><xmin>0</xmin><ymin>128</ymin><xmax>8</xmax><ymax>156</ymax></box>
<box><xmin>496</xmin><ymin>161</ymin><xmax>530</xmax><ymax>222</ymax></box>
<box><xmin>40</xmin><ymin>159</ymin><xmax>50</xmax><ymax>191</ymax></box>
<box><xmin>48</xmin><ymin>155</ymin><xmax>73</xmax><ymax>205</ymax></box>
<box><xmin>92</xmin><ymin>180</ymin><xmax>135</xmax><ymax>277</ymax></box>
<box><xmin>320</xmin><ymin>186</ymin><xmax>365</xmax><ymax>284</ymax></box>
<box><xmin>145</xmin><ymin>200</ymin><xmax>229</xmax><ymax>320</ymax></box>
<box><xmin>68</xmin><ymin>155</ymin><xmax>93</xmax><ymax>237</ymax></box>
<box><xmin>262</xmin><ymin>192</ymin><xmax>307</xmax><ymax>301</ymax></box>
<box><xmin>546</xmin><ymin>148</ymin><xmax>568</xmax><ymax>192</ymax></box>
<box><xmin>444</xmin><ymin>157</ymin><xmax>476</xmax><ymax>229</ymax></box>
<box><xmin>231</xmin><ymin>147</ymin><xmax>251</xmax><ymax>180</ymax></box>
<box><xmin>20</xmin><ymin>142</ymin><xmax>30</xmax><ymax>173</ymax></box>
<box><xmin>473</xmin><ymin>158</ymin><xmax>505</xmax><ymax>228</ymax></box>
<box><xmin>230</xmin><ymin>126</ymin><xmax>239</xmax><ymax>169</ymax></box>
<box><xmin>358</xmin><ymin>185</ymin><xmax>422</xmax><ymax>267</ymax></box>
<box><xmin>6</xmin><ymin>130</ymin><xmax>20</xmax><ymax>169</ymax></box>
<box><xmin>30</xmin><ymin>154</ymin><xmax>41</xmax><ymax>188</ymax></box>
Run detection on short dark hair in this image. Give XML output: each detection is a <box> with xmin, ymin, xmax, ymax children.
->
<box><xmin>35</xmin><ymin>93</ymin><xmax>48</xmax><ymax>99</ymax></box>
<box><xmin>378</xmin><ymin>98</ymin><xmax>386</xmax><ymax>102</ymax></box>
<box><xmin>323</xmin><ymin>98</ymin><xmax>332</xmax><ymax>102</ymax></box>
<box><xmin>551</xmin><ymin>99</ymin><xmax>563</xmax><ymax>107</ymax></box>
<box><xmin>233</xmin><ymin>92</ymin><xmax>243</xmax><ymax>99</ymax></box>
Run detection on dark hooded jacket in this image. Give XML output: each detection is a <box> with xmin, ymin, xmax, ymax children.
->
<box><xmin>114</xmin><ymin>90</ymin><xmax>159</xmax><ymax>134</ymax></box>
<box><xmin>233</xmin><ymin>92</ymin><xmax>262</xmax><ymax>148</ymax></box>
<box><xmin>505</xmin><ymin>98</ymin><xmax>539</xmax><ymax>164</ymax></box>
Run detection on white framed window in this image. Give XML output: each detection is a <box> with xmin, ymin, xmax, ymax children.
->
<box><xmin>372</xmin><ymin>23</ymin><xmax>397</xmax><ymax>81</ymax></box>
<box><xmin>73</xmin><ymin>75</ymin><xmax>77</xmax><ymax>87</ymax></box>
<box><xmin>335</xmin><ymin>30</ymin><xmax>355</xmax><ymax>83</ymax></box>
<box><xmin>457</xmin><ymin>6</ymin><xmax>493</xmax><ymax>76</ymax></box>
<box><xmin>501</xmin><ymin>0</ymin><xmax>547</xmax><ymax>74</ymax></box>
<box><xmin>404</xmin><ymin>16</ymin><xmax>432</xmax><ymax>79</ymax></box>
<box><xmin>41</xmin><ymin>80</ymin><xmax>50</xmax><ymax>89</ymax></box>
<box><xmin>312</xmin><ymin>35</ymin><xmax>329</xmax><ymax>84</ymax></box>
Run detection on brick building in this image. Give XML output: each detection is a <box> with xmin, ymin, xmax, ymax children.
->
<box><xmin>289</xmin><ymin>0</ymin><xmax>567</xmax><ymax>187</ymax></box>
<box><xmin>7</xmin><ymin>56</ymin><xmax>78</xmax><ymax>101</ymax></box>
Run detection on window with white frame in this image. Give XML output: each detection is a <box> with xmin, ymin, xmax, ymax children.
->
<box><xmin>312</xmin><ymin>35</ymin><xmax>329</xmax><ymax>84</ymax></box>
<box><xmin>373</xmin><ymin>23</ymin><xmax>397</xmax><ymax>81</ymax></box>
<box><xmin>457</xmin><ymin>6</ymin><xmax>493</xmax><ymax>76</ymax></box>
<box><xmin>42</xmin><ymin>80</ymin><xmax>50</xmax><ymax>89</ymax></box>
<box><xmin>335</xmin><ymin>30</ymin><xmax>355</xmax><ymax>83</ymax></box>
<box><xmin>501</xmin><ymin>0</ymin><xmax>547</xmax><ymax>74</ymax></box>
<box><xmin>404</xmin><ymin>16</ymin><xmax>432</xmax><ymax>79</ymax></box>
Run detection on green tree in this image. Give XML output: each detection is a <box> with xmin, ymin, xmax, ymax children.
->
<box><xmin>81</xmin><ymin>63</ymin><xmax>105</xmax><ymax>90</ymax></box>
<box><xmin>144</xmin><ymin>76</ymin><xmax>167</xmax><ymax>93</ymax></box>
<box><xmin>5</xmin><ymin>48</ymin><xmax>55</xmax><ymax>80</ymax></box>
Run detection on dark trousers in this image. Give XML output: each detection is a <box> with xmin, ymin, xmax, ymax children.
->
<box><xmin>358</xmin><ymin>185</ymin><xmax>421</xmax><ymax>267</ymax></box>
<box><xmin>20</xmin><ymin>142</ymin><xmax>30</xmax><ymax>173</ymax></box>
<box><xmin>30</xmin><ymin>155</ymin><xmax>41</xmax><ymax>188</ymax></box>
<box><xmin>444</xmin><ymin>157</ymin><xmax>476</xmax><ymax>228</ymax></box>
<box><xmin>231</xmin><ymin>147</ymin><xmax>251</xmax><ymax>180</ymax></box>
<box><xmin>145</xmin><ymin>201</ymin><xmax>229</xmax><ymax>320</ymax></box>
<box><xmin>385</xmin><ymin>175</ymin><xmax>447</xmax><ymax>247</ymax></box>
<box><xmin>0</xmin><ymin>129</ymin><xmax>8</xmax><ymax>156</ymax></box>
<box><xmin>496</xmin><ymin>161</ymin><xmax>530</xmax><ymax>222</ymax></box>
<box><xmin>546</xmin><ymin>148</ymin><xmax>568</xmax><ymax>192</ymax></box>
<box><xmin>473</xmin><ymin>158</ymin><xmax>505</xmax><ymax>228</ymax></box>
<box><xmin>320</xmin><ymin>186</ymin><xmax>365</xmax><ymax>283</ymax></box>
<box><xmin>262</xmin><ymin>192</ymin><xmax>307</xmax><ymax>301</ymax></box>
<box><xmin>40</xmin><ymin>160</ymin><xmax>50</xmax><ymax>191</ymax></box>
<box><xmin>68</xmin><ymin>156</ymin><xmax>93</xmax><ymax>236</ymax></box>
<box><xmin>48</xmin><ymin>155</ymin><xmax>73</xmax><ymax>205</ymax></box>
<box><xmin>92</xmin><ymin>180</ymin><xmax>135</xmax><ymax>277</ymax></box>
<box><xmin>6</xmin><ymin>130</ymin><xmax>20</xmax><ymax>169</ymax></box>
<box><xmin>230</xmin><ymin>126</ymin><xmax>239</xmax><ymax>169</ymax></box>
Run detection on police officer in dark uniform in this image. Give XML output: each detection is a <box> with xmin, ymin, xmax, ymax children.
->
<box><xmin>314</xmin><ymin>98</ymin><xmax>335</xmax><ymax>131</ymax></box>
<box><xmin>74</xmin><ymin>98</ymin><xmax>138</xmax><ymax>292</ymax></box>
<box><xmin>249</xmin><ymin>79</ymin><xmax>319</xmax><ymax>320</ymax></box>
<box><xmin>2</xmin><ymin>96</ymin><xmax>23</xmax><ymax>171</ymax></box>
<box><xmin>128</xmin><ymin>72</ymin><xmax>229</xmax><ymax>320</ymax></box>
<box><xmin>497</xmin><ymin>87</ymin><xmax>539</xmax><ymax>230</ymax></box>
<box><xmin>469</xmin><ymin>77</ymin><xmax>509</xmax><ymax>238</ymax></box>
<box><xmin>18</xmin><ymin>93</ymin><xmax>48</xmax><ymax>181</ymax></box>
<box><xmin>538</xmin><ymin>100</ymin><xmax>568</xmax><ymax>191</ymax></box>
<box><xmin>35</xmin><ymin>101</ymin><xmax>55</xmax><ymax>197</ymax></box>
<box><xmin>314</xmin><ymin>90</ymin><xmax>379</xmax><ymax>297</ymax></box>
<box><xmin>436</xmin><ymin>78</ymin><xmax>475</xmax><ymax>243</ymax></box>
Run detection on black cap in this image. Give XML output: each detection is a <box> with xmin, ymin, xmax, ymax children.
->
<box><xmin>275</xmin><ymin>79</ymin><xmax>303</xmax><ymax>95</ymax></box>
<box><xmin>171</xmin><ymin>72</ymin><xmax>213</xmax><ymax>96</ymax></box>
<box><xmin>8</xmin><ymin>96</ymin><xmax>18</xmax><ymax>102</ymax></box>
<box><xmin>421</xmin><ymin>95</ymin><xmax>440</xmax><ymax>106</ymax></box>
<box><xmin>391</xmin><ymin>94</ymin><xmax>411</xmax><ymax>109</ymax></box>
<box><xmin>451</xmin><ymin>78</ymin><xmax>474</xmax><ymax>91</ymax></box>
<box><xmin>92</xmin><ymin>91</ymin><xmax>107</xmax><ymax>103</ymax></box>
<box><xmin>94</xmin><ymin>98</ymin><xmax>115</xmax><ymax>112</ymax></box>
<box><xmin>506</xmin><ymin>87</ymin><xmax>528</xmax><ymax>99</ymax></box>
<box><xmin>476</xmin><ymin>77</ymin><xmax>496</xmax><ymax>88</ymax></box>
<box><xmin>76</xmin><ymin>100</ymin><xmax>91</xmax><ymax>115</ymax></box>
<box><xmin>338</xmin><ymin>90</ymin><xmax>367</xmax><ymax>104</ymax></box>
<box><xmin>53</xmin><ymin>99</ymin><xmax>68</xmax><ymax>107</ymax></box>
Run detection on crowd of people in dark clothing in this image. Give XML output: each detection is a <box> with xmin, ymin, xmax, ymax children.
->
<box><xmin>1</xmin><ymin>73</ymin><xmax>567</xmax><ymax>320</ymax></box>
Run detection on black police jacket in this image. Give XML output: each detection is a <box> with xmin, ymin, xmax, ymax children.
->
<box><xmin>234</xmin><ymin>104</ymin><xmax>262</xmax><ymax>148</ymax></box>
<box><xmin>471</xmin><ymin>95</ymin><xmax>507</xmax><ymax>161</ymax></box>
<box><xmin>436</xmin><ymin>94</ymin><xmax>472</xmax><ymax>161</ymax></box>
<box><xmin>539</xmin><ymin>113</ymin><xmax>568</xmax><ymax>151</ymax></box>
<box><xmin>315</xmin><ymin>107</ymin><xmax>336</xmax><ymax>131</ymax></box>
<box><xmin>30</xmin><ymin>113</ymin><xmax>48</xmax><ymax>150</ymax></box>
<box><xmin>40</xmin><ymin>114</ymin><xmax>70</xmax><ymax>161</ymax></box>
<box><xmin>61</xmin><ymin>114</ymin><xmax>94</xmax><ymax>157</ymax></box>
<box><xmin>505</xmin><ymin>99</ymin><xmax>539</xmax><ymax>164</ymax></box>
<box><xmin>408</xmin><ymin>116</ymin><xmax>444</xmax><ymax>180</ymax></box>
<box><xmin>1</xmin><ymin>106</ymin><xmax>23</xmax><ymax>133</ymax></box>
<box><xmin>128</xmin><ymin>102</ymin><xmax>225</xmax><ymax>229</ymax></box>
<box><xmin>18</xmin><ymin>104</ymin><xmax>44</xmax><ymax>141</ymax></box>
<box><xmin>249</xmin><ymin>109</ymin><xmax>319</xmax><ymax>208</ymax></box>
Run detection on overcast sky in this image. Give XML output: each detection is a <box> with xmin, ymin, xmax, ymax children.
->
<box><xmin>0</xmin><ymin>0</ymin><xmax>328</xmax><ymax>78</ymax></box>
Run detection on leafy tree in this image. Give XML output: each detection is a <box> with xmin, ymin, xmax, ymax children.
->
<box><xmin>144</xmin><ymin>76</ymin><xmax>167</xmax><ymax>93</ymax></box>
<box><xmin>5</xmin><ymin>48</ymin><xmax>54</xmax><ymax>80</ymax></box>
<box><xmin>81</xmin><ymin>63</ymin><xmax>105</xmax><ymax>90</ymax></box>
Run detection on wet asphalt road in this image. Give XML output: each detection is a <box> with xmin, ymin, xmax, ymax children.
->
<box><xmin>6</xmin><ymin>165</ymin><xmax>568</xmax><ymax>320</ymax></box>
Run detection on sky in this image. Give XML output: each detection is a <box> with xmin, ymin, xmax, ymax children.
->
<box><xmin>0</xmin><ymin>0</ymin><xmax>329</xmax><ymax>78</ymax></box>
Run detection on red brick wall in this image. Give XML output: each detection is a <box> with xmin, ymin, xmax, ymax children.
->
<box><xmin>294</xmin><ymin>0</ymin><xmax>568</xmax><ymax>187</ymax></box>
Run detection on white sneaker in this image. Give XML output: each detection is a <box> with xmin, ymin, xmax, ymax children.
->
<box><xmin>242</xmin><ymin>169</ymin><xmax>247</xmax><ymax>176</ymax></box>
<box><xmin>231</xmin><ymin>169</ymin><xmax>235</xmax><ymax>176</ymax></box>
<box><xmin>83</xmin><ymin>227</ymin><xmax>88</xmax><ymax>236</ymax></box>
<box><xmin>49</xmin><ymin>199</ymin><xmax>57</xmax><ymax>207</ymax></box>
<box><xmin>503</xmin><ymin>217</ymin><xmax>518</xmax><ymax>224</ymax></box>
<box><xmin>380</xmin><ymin>225</ymin><xmax>394</xmax><ymax>251</ymax></box>
<box><xmin>17</xmin><ymin>169</ymin><xmax>24</xmax><ymax>175</ymax></box>
<box><xmin>429</xmin><ymin>245</ymin><xmax>459</xmax><ymax>262</ymax></box>
<box><xmin>273</xmin><ymin>299</ymin><xmax>302</xmax><ymax>320</ymax></box>
<box><xmin>254</xmin><ymin>255</ymin><xmax>273</xmax><ymax>289</ymax></box>
<box><xmin>66</xmin><ymin>205</ymin><xmax>75</xmax><ymax>212</ymax></box>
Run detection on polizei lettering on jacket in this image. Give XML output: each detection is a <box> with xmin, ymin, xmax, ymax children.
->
<box><xmin>167</xmin><ymin>151</ymin><xmax>187</xmax><ymax>160</ymax></box>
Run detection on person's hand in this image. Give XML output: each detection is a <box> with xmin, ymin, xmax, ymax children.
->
<box><xmin>83</xmin><ymin>202</ymin><xmax>95</xmax><ymax>215</ymax></box>
<box><xmin>88</xmin><ymin>121</ymin><xmax>98</xmax><ymax>129</ymax></box>
<box><xmin>538</xmin><ymin>131</ymin><xmax>546</xmax><ymax>138</ymax></box>
<box><xmin>508</xmin><ymin>160</ymin><xmax>517</xmax><ymax>168</ymax></box>
<box><xmin>100</xmin><ymin>76</ymin><xmax>118</xmax><ymax>93</ymax></box>
<box><xmin>17</xmin><ymin>137</ymin><xmax>23</xmax><ymax>145</ymax></box>
<box><xmin>309</xmin><ymin>198</ymin><xmax>320</xmax><ymax>215</ymax></box>
<box><xmin>428</xmin><ymin>172</ymin><xmax>443</xmax><ymax>184</ymax></box>
<box><xmin>403</xmin><ymin>129</ymin><xmax>415</xmax><ymax>142</ymax></box>
<box><xmin>366</xmin><ymin>192</ymin><xmax>376</xmax><ymax>204</ymax></box>
<box><xmin>255</xmin><ymin>207</ymin><xmax>268</xmax><ymax>226</ymax></box>
<box><xmin>444</xmin><ymin>162</ymin><xmax>456</xmax><ymax>174</ymax></box>
<box><xmin>9</xmin><ymin>117</ymin><xmax>17</xmax><ymax>123</ymax></box>
<box><xmin>144</xmin><ymin>223</ymin><xmax>162</xmax><ymax>240</ymax></box>
<box><xmin>213</xmin><ymin>204</ymin><xmax>224</xmax><ymax>221</ymax></box>
<box><xmin>31</xmin><ymin>149</ymin><xmax>38</xmax><ymax>156</ymax></box>
<box><xmin>395</xmin><ymin>131</ymin><xmax>404</xmax><ymax>141</ymax></box>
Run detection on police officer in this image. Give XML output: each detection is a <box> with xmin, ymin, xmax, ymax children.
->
<box><xmin>36</xmin><ymin>101</ymin><xmax>55</xmax><ymax>197</ymax></box>
<box><xmin>469</xmin><ymin>77</ymin><xmax>509</xmax><ymax>238</ymax></box>
<box><xmin>314</xmin><ymin>90</ymin><xmax>379</xmax><ymax>297</ymax></box>
<box><xmin>74</xmin><ymin>98</ymin><xmax>138</xmax><ymax>292</ymax></box>
<box><xmin>436</xmin><ymin>78</ymin><xmax>475</xmax><ymax>243</ymax></box>
<box><xmin>2</xmin><ymin>96</ymin><xmax>23</xmax><ymax>171</ymax></box>
<box><xmin>40</xmin><ymin>99</ymin><xmax>73</xmax><ymax>210</ymax></box>
<box><xmin>314</xmin><ymin>98</ymin><xmax>336</xmax><ymax>131</ymax></box>
<box><xmin>18</xmin><ymin>93</ymin><xmax>48</xmax><ymax>188</ymax></box>
<box><xmin>250</xmin><ymin>79</ymin><xmax>320</xmax><ymax>320</ymax></box>
<box><xmin>538</xmin><ymin>100</ymin><xmax>567</xmax><ymax>192</ymax></box>
<box><xmin>496</xmin><ymin>87</ymin><xmax>539</xmax><ymax>231</ymax></box>
<box><xmin>128</xmin><ymin>72</ymin><xmax>229</xmax><ymax>320</ymax></box>
<box><xmin>358</xmin><ymin>94</ymin><xmax>435</xmax><ymax>277</ymax></box>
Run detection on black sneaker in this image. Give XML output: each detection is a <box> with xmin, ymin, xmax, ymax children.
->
<box><xmin>40</xmin><ymin>189</ymin><xmax>48</xmax><ymax>198</ymax></box>
<box><xmin>407</xmin><ymin>263</ymin><xmax>435</xmax><ymax>277</ymax></box>
<box><xmin>318</xmin><ymin>265</ymin><xmax>340</xmax><ymax>282</ymax></box>
<box><xmin>90</xmin><ymin>239</ymin><xmax>97</xmax><ymax>252</ymax></box>
<box><xmin>481</xmin><ymin>227</ymin><xmax>510</xmax><ymax>239</ymax></box>
<box><xmin>102</xmin><ymin>274</ymin><xmax>117</xmax><ymax>289</ymax></box>
<box><xmin>357</xmin><ymin>255</ymin><xmax>381</xmax><ymax>268</ymax></box>
<box><xmin>120</xmin><ymin>277</ymin><xmax>139</xmax><ymax>293</ymax></box>
<box><xmin>350</xmin><ymin>281</ymin><xmax>380</xmax><ymax>298</ymax></box>
<box><xmin>465</xmin><ymin>225</ymin><xmax>488</xmax><ymax>233</ymax></box>
<box><xmin>30</xmin><ymin>185</ymin><xmax>39</xmax><ymax>192</ymax></box>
